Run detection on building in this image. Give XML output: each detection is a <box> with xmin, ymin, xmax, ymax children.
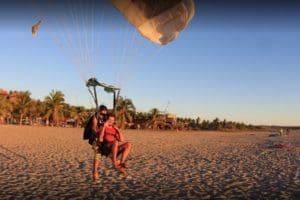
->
<box><xmin>0</xmin><ymin>89</ymin><xmax>9</xmax><ymax>96</ymax></box>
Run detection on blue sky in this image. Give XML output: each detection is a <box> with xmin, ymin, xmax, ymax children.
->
<box><xmin>1</xmin><ymin>0</ymin><xmax>300</xmax><ymax>126</ymax></box>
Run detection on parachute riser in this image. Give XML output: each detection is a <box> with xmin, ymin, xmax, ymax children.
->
<box><xmin>87</xmin><ymin>86</ymin><xmax>99</xmax><ymax>111</ymax></box>
<box><xmin>113</xmin><ymin>89</ymin><xmax>121</xmax><ymax>112</ymax></box>
<box><xmin>86</xmin><ymin>77</ymin><xmax>121</xmax><ymax>112</ymax></box>
<box><xmin>93</xmin><ymin>85</ymin><xmax>99</xmax><ymax>110</ymax></box>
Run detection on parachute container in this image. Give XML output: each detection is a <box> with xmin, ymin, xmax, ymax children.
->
<box><xmin>111</xmin><ymin>0</ymin><xmax>195</xmax><ymax>45</ymax></box>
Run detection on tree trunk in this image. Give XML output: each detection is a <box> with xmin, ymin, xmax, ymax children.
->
<box><xmin>46</xmin><ymin>117</ymin><xmax>49</xmax><ymax>126</ymax></box>
<box><xmin>20</xmin><ymin>114</ymin><xmax>23</xmax><ymax>125</ymax></box>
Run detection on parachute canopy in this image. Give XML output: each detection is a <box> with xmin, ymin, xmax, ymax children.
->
<box><xmin>32</xmin><ymin>20</ymin><xmax>41</xmax><ymax>37</ymax></box>
<box><xmin>111</xmin><ymin>0</ymin><xmax>195</xmax><ymax>45</ymax></box>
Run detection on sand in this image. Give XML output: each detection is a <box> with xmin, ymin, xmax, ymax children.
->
<box><xmin>0</xmin><ymin>125</ymin><xmax>299</xmax><ymax>199</ymax></box>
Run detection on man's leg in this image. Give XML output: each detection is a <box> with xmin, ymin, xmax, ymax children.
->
<box><xmin>111</xmin><ymin>141</ymin><xmax>129</xmax><ymax>174</ymax></box>
<box><xmin>111</xmin><ymin>141</ymin><xmax>119</xmax><ymax>167</ymax></box>
<box><xmin>117</xmin><ymin>142</ymin><xmax>132</xmax><ymax>166</ymax></box>
<box><xmin>93</xmin><ymin>159</ymin><xmax>100</xmax><ymax>180</ymax></box>
<box><xmin>93</xmin><ymin>145</ymin><xmax>102</xmax><ymax>181</ymax></box>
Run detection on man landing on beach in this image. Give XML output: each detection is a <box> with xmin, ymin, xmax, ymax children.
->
<box><xmin>99</xmin><ymin>114</ymin><xmax>132</xmax><ymax>175</ymax></box>
<box><xmin>91</xmin><ymin>105</ymin><xmax>108</xmax><ymax>181</ymax></box>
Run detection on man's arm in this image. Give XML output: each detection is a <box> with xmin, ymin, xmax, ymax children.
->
<box><xmin>114</xmin><ymin>126</ymin><xmax>124</xmax><ymax>142</ymax></box>
<box><xmin>91</xmin><ymin>116</ymin><xmax>98</xmax><ymax>134</ymax></box>
<box><xmin>99</xmin><ymin>126</ymin><xmax>105</xmax><ymax>142</ymax></box>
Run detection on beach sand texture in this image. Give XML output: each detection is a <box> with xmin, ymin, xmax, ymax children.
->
<box><xmin>1</xmin><ymin>126</ymin><xmax>299</xmax><ymax>199</ymax></box>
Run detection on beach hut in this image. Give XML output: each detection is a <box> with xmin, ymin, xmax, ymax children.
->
<box><xmin>0</xmin><ymin>89</ymin><xmax>9</xmax><ymax>96</ymax></box>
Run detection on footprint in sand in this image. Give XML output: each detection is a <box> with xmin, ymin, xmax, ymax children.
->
<box><xmin>78</xmin><ymin>161</ymin><xmax>85</xmax><ymax>169</ymax></box>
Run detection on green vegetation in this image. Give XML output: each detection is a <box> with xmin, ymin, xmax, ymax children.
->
<box><xmin>1</xmin><ymin>89</ymin><xmax>295</xmax><ymax>131</ymax></box>
<box><xmin>0</xmin><ymin>89</ymin><xmax>93</xmax><ymax>127</ymax></box>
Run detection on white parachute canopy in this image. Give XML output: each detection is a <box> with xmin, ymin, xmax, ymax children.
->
<box><xmin>111</xmin><ymin>0</ymin><xmax>195</xmax><ymax>45</ymax></box>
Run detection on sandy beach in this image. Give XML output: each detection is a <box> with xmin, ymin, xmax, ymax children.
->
<box><xmin>0</xmin><ymin>125</ymin><xmax>299</xmax><ymax>199</ymax></box>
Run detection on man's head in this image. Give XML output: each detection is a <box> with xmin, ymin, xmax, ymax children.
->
<box><xmin>106</xmin><ymin>114</ymin><xmax>115</xmax><ymax>126</ymax></box>
<box><xmin>99</xmin><ymin>105</ymin><xmax>108</xmax><ymax>115</ymax></box>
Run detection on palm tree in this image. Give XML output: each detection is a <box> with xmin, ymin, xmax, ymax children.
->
<box><xmin>222</xmin><ymin>119</ymin><xmax>227</xmax><ymax>129</ymax></box>
<box><xmin>201</xmin><ymin>120</ymin><xmax>210</xmax><ymax>130</ymax></box>
<box><xmin>196</xmin><ymin>117</ymin><xmax>201</xmax><ymax>125</ymax></box>
<box><xmin>44</xmin><ymin>90</ymin><xmax>65</xmax><ymax>126</ymax></box>
<box><xmin>28</xmin><ymin>99</ymin><xmax>45</xmax><ymax>125</ymax></box>
<box><xmin>0</xmin><ymin>95</ymin><xmax>12</xmax><ymax>124</ymax></box>
<box><xmin>115</xmin><ymin>96</ymin><xmax>136</xmax><ymax>129</ymax></box>
<box><xmin>69</xmin><ymin>106</ymin><xmax>88</xmax><ymax>127</ymax></box>
<box><xmin>15</xmin><ymin>91</ymin><xmax>32</xmax><ymax>125</ymax></box>
<box><xmin>211</xmin><ymin>118</ymin><xmax>221</xmax><ymax>130</ymax></box>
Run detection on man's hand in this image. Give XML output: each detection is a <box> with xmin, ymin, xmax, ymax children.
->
<box><xmin>104</xmin><ymin>122</ymin><xmax>109</xmax><ymax>128</ymax></box>
<box><xmin>113</xmin><ymin>125</ymin><xmax>120</xmax><ymax>132</ymax></box>
<box><xmin>99</xmin><ymin>125</ymin><xmax>106</xmax><ymax>142</ymax></box>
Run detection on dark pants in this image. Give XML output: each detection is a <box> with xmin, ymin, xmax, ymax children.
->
<box><xmin>100</xmin><ymin>141</ymin><xmax>113</xmax><ymax>157</ymax></box>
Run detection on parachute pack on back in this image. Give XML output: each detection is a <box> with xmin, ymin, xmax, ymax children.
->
<box><xmin>83</xmin><ymin>112</ymin><xmax>107</xmax><ymax>145</ymax></box>
<box><xmin>83</xmin><ymin>113</ymin><xmax>97</xmax><ymax>145</ymax></box>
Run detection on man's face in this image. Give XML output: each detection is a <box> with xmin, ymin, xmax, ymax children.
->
<box><xmin>100</xmin><ymin>109</ymin><xmax>107</xmax><ymax>115</ymax></box>
<box><xmin>107</xmin><ymin>116</ymin><xmax>115</xmax><ymax>126</ymax></box>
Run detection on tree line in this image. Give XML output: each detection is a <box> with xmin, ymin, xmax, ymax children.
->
<box><xmin>0</xmin><ymin>89</ymin><xmax>260</xmax><ymax>131</ymax></box>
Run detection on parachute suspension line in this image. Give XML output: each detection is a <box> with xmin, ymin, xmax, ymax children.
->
<box><xmin>93</xmin><ymin>85</ymin><xmax>99</xmax><ymax>109</ymax></box>
<box><xmin>59</xmin><ymin>5</ymin><xmax>87</xmax><ymax>82</ymax></box>
<box><xmin>88</xmin><ymin>0</ymin><xmax>94</xmax><ymax>76</ymax></box>
<box><xmin>30</xmin><ymin>0</ymin><xmax>88</xmax><ymax>83</ymax></box>
<box><xmin>75</xmin><ymin>0</ymin><xmax>88</xmax><ymax>77</ymax></box>
<box><xmin>115</xmin><ymin>27</ymin><xmax>150</xmax><ymax>88</ymax></box>
<box><xmin>96</xmin><ymin>13</ymin><xmax>103</xmax><ymax>74</ymax></box>
<box><xmin>115</xmin><ymin>28</ymin><xmax>140</xmax><ymax>87</ymax></box>
<box><xmin>91</xmin><ymin>0</ymin><xmax>97</xmax><ymax>76</ymax></box>
<box><xmin>120</xmin><ymin>39</ymin><xmax>164</xmax><ymax>89</ymax></box>
<box><xmin>65</xmin><ymin>0</ymin><xmax>91</xmax><ymax>81</ymax></box>
<box><xmin>112</xmin><ymin>17</ymin><xmax>143</xmax><ymax>89</ymax></box>
<box><xmin>110</xmin><ymin>8</ymin><xmax>133</xmax><ymax>84</ymax></box>
<box><xmin>46</xmin><ymin>0</ymin><xmax>88</xmax><ymax>83</ymax></box>
<box><xmin>110</xmin><ymin>16</ymin><xmax>123</xmax><ymax>84</ymax></box>
<box><xmin>113</xmin><ymin>89</ymin><xmax>121</xmax><ymax>112</ymax></box>
<box><xmin>79</xmin><ymin>0</ymin><xmax>92</xmax><ymax>78</ymax></box>
<box><xmin>63</xmin><ymin>26</ymin><xmax>88</xmax><ymax>82</ymax></box>
<box><xmin>114</xmin><ymin>25</ymin><xmax>131</xmax><ymax>86</ymax></box>
<box><xmin>87</xmin><ymin>85</ymin><xmax>98</xmax><ymax>109</ymax></box>
<box><xmin>119</xmin><ymin>25</ymin><xmax>133</xmax><ymax>69</ymax></box>
<box><xmin>93</xmin><ymin>6</ymin><xmax>104</xmax><ymax>80</ymax></box>
<box><xmin>81</xmin><ymin>0</ymin><xmax>97</xmax><ymax>79</ymax></box>
<box><xmin>111</xmin><ymin>27</ymin><xmax>121</xmax><ymax>86</ymax></box>
<box><xmin>122</xmin><ymin>26</ymin><xmax>138</xmax><ymax>72</ymax></box>
<box><xmin>90</xmin><ymin>0</ymin><xmax>96</xmax><ymax>76</ymax></box>
<box><xmin>144</xmin><ymin>45</ymin><xmax>164</xmax><ymax>66</ymax></box>
<box><xmin>95</xmin><ymin>6</ymin><xmax>105</xmax><ymax>76</ymax></box>
<box><xmin>68</xmin><ymin>0</ymin><xmax>86</xmax><ymax>80</ymax></box>
<box><xmin>88</xmin><ymin>0</ymin><xmax>95</xmax><ymax>78</ymax></box>
<box><xmin>77</xmin><ymin>0</ymin><xmax>86</xmax><ymax>76</ymax></box>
